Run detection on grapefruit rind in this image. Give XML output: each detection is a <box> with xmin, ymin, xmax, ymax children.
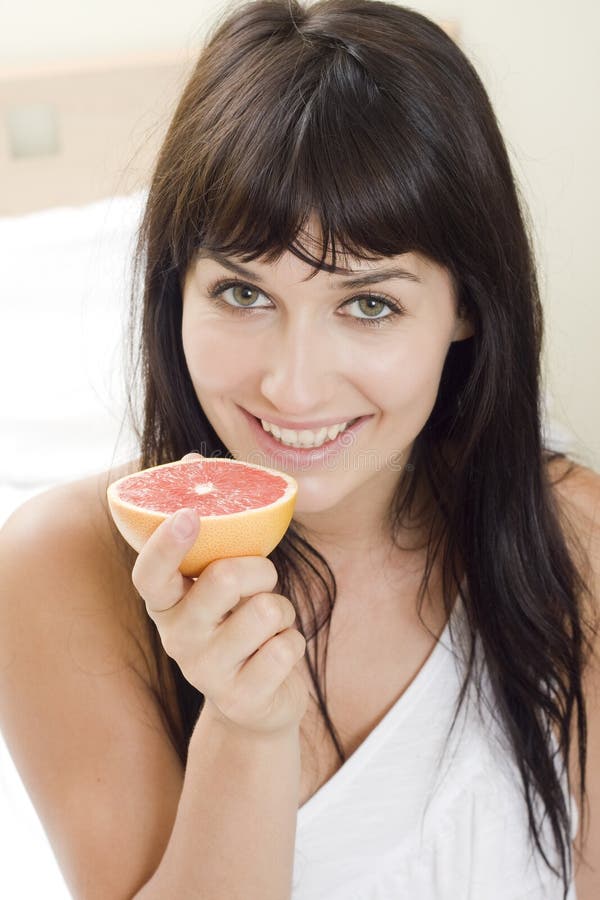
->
<box><xmin>106</xmin><ymin>458</ymin><xmax>298</xmax><ymax>577</ymax></box>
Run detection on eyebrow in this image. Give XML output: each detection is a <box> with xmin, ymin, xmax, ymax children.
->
<box><xmin>196</xmin><ymin>249</ymin><xmax>422</xmax><ymax>288</ymax></box>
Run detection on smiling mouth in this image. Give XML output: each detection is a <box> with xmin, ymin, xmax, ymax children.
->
<box><xmin>254</xmin><ymin>415</ymin><xmax>364</xmax><ymax>450</ymax></box>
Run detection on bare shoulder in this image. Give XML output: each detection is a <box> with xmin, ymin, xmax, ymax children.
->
<box><xmin>0</xmin><ymin>459</ymin><xmax>146</xmax><ymax>664</ymax></box>
<box><xmin>0</xmin><ymin>457</ymin><xmax>141</xmax><ymax>552</ymax></box>
<box><xmin>0</xmin><ymin>460</ymin><xmax>185</xmax><ymax>899</ymax></box>
<box><xmin>545</xmin><ymin>453</ymin><xmax>600</xmax><ymax>599</ymax></box>
<box><xmin>545</xmin><ymin>452</ymin><xmax>600</xmax><ymax>512</ymax></box>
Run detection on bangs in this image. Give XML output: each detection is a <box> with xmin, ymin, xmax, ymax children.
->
<box><xmin>170</xmin><ymin>35</ymin><xmax>453</xmax><ymax>277</ymax></box>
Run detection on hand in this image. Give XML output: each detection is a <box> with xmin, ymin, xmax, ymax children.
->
<box><xmin>131</xmin><ymin>455</ymin><xmax>309</xmax><ymax>737</ymax></box>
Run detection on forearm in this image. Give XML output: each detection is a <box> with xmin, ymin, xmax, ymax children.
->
<box><xmin>134</xmin><ymin>704</ymin><xmax>301</xmax><ymax>900</ymax></box>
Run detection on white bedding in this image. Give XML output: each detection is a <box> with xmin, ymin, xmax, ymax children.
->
<box><xmin>0</xmin><ymin>191</ymin><xmax>145</xmax><ymax>528</ymax></box>
<box><xmin>1</xmin><ymin>192</ymin><xmax>145</xmax><ymax>899</ymax></box>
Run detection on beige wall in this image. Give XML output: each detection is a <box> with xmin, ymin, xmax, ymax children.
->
<box><xmin>3</xmin><ymin>0</ymin><xmax>599</xmax><ymax>469</ymax></box>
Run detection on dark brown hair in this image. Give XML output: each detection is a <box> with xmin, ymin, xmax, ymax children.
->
<box><xmin>117</xmin><ymin>2</ymin><xmax>594</xmax><ymax>894</ymax></box>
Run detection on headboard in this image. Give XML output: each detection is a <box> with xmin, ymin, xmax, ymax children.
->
<box><xmin>0</xmin><ymin>52</ymin><xmax>195</xmax><ymax>215</ymax></box>
<box><xmin>0</xmin><ymin>21</ymin><xmax>459</xmax><ymax>216</ymax></box>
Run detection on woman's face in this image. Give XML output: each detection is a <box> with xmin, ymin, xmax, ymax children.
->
<box><xmin>181</xmin><ymin>228</ymin><xmax>472</xmax><ymax>532</ymax></box>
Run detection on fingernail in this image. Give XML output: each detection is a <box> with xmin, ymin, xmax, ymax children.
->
<box><xmin>171</xmin><ymin>508</ymin><xmax>198</xmax><ymax>540</ymax></box>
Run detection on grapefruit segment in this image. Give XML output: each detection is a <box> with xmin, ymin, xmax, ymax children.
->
<box><xmin>107</xmin><ymin>457</ymin><xmax>298</xmax><ymax>576</ymax></box>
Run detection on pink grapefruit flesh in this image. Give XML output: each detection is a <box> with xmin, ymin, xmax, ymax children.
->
<box><xmin>107</xmin><ymin>457</ymin><xmax>298</xmax><ymax>576</ymax></box>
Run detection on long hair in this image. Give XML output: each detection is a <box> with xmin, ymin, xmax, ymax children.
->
<box><xmin>116</xmin><ymin>1</ymin><xmax>594</xmax><ymax>894</ymax></box>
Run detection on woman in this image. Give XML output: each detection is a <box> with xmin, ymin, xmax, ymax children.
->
<box><xmin>0</xmin><ymin>1</ymin><xmax>598</xmax><ymax>897</ymax></box>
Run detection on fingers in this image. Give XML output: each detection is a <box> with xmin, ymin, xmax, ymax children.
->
<box><xmin>132</xmin><ymin>508</ymin><xmax>200</xmax><ymax>613</ymax></box>
<box><xmin>211</xmin><ymin>589</ymin><xmax>297</xmax><ymax>668</ymax></box>
<box><xmin>132</xmin><ymin>503</ymin><xmax>280</xmax><ymax>629</ymax></box>
<box><xmin>155</xmin><ymin>557</ymin><xmax>281</xmax><ymax>659</ymax></box>
<box><xmin>139</xmin><ymin>557</ymin><xmax>285</xmax><ymax>694</ymax></box>
<box><xmin>227</xmin><ymin>627</ymin><xmax>307</xmax><ymax>719</ymax></box>
<box><xmin>193</xmin><ymin>557</ymin><xmax>280</xmax><ymax>625</ymax></box>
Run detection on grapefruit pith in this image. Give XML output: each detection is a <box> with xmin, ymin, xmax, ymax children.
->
<box><xmin>107</xmin><ymin>457</ymin><xmax>298</xmax><ymax>576</ymax></box>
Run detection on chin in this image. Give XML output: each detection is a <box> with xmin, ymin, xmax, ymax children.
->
<box><xmin>289</xmin><ymin>473</ymin><xmax>358</xmax><ymax>516</ymax></box>
<box><xmin>291</xmin><ymin>489</ymin><xmax>335</xmax><ymax>516</ymax></box>
<box><xmin>292</xmin><ymin>496</ymin><xmax>334</xmax><ymax>517</ymax></box>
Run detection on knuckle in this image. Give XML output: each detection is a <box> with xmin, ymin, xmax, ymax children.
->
<box><xmin>253</xmin><ymin>593</ymin><xmax>281</xmax><ymax>626</ymax></box>
<box><xmin>272</xmin><ymin>633</ymin><xmax>297</xmax><ymax>666</ymax></box>
<box><xmin>202</xmin><ymin>559</ymin><xmax>239</xmax><ymax>596</ymax></box>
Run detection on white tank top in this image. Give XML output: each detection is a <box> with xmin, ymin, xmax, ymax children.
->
<box><xmin>291</xmin><ymin>595</ymin><xmax>578</xmax><ymax>899</ymax></box>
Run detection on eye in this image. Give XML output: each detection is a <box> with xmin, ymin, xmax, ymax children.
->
<box><xmin>342</xmin><ymin>294</ymin><xmax>399</xmax><ymax>324</ymax></box>
<box><xmin>206</xmin><ymin>278</ymin><xmax>404</xmax><ymax>328</ymax></box>
<box><xmin>210</xmin><ymin>282</ymin><xmax>271</xmax><ymax>309</ymax></box>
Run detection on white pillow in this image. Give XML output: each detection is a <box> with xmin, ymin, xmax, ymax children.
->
<box><xmin>0</xmin><ymin>192</ymin><xmax>146</xmax><ymax>522</ymax></box>
<box><xmin>0</xmin><ymin>193</ymin><xmax>149</xmax><ymax>897</ymax></box>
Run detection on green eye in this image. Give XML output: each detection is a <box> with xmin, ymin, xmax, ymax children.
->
<box><xmin>207</xmin><ymin>278</ymin><xmax>404</xmax><ymax>328</ymax></box>
<box><xmin>355</xmin><ymin>296</ymin><xmax>388</xmax><ymax>318</ymax></box>
<box><xmin>342</xmin><ymin>293</ymin><xmax>403</xmax><ymax>326</ymax></box>
<box><xmin>231</xmin><ymin>284</ymin><xmax>261</xmax><ymax>307</ymax></box>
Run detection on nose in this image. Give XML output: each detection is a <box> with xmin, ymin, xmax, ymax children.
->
<box><xmin>259</xmin><ymin>317</ymin><xmax>337</xmax><ymax>415</ymax></box>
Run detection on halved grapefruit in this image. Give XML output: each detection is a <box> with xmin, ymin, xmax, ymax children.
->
<box><xmin>107</xmin><ymin>457</ymin><xmax>298</xmax><ymax>577</ymax></box>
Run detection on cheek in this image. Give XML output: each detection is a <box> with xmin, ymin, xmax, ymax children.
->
<box><xmin>366</xmin><ymin>332</ymin><xmax>450</xmax><ymax>413</ymax></box>
<box><xmin>181</xmin><ymin>318</ymin><xmax>256</xmax><ymax>392</ymax></box>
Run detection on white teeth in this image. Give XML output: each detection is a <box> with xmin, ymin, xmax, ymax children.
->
<box><xmin>259</xmin><ymin>418</ymin><xmax>351</xmax><ymax>448</ymax></box>
<box><xmin>280</xmin><ymin>427</ymin><xmax>300</xmax><ymax>444</ymax></box>
<box><xmin>326</xmin><ymin>423</ymin><xmax>346</xmax><ymax>441</ymax></box>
